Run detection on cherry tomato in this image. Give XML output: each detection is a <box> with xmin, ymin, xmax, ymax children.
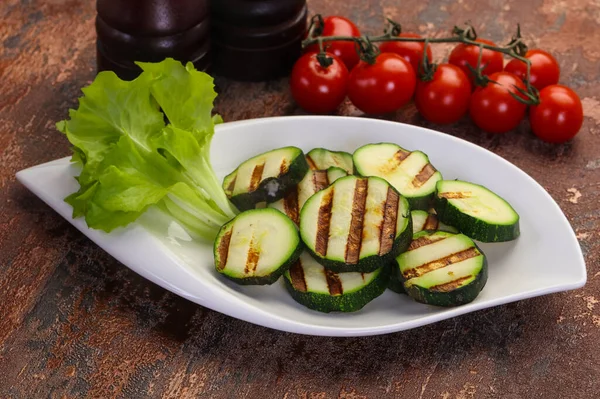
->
<box><xmin>415</xmin><ymin>64</ymin><xmax>471</xmax><ymax>124</ymax></box>
<box><xmin>449</xmin><ymin>39</ymin><xmax>504</xmax><ymax>87</ymax></box>
<box><xmin>347</xmin><ymin>53</ymin><xmax>416</xmax><ymax>115</ymax></box>
<box><xmin>306</xmin><ymin>16</ymin><xmax>361</xmax><ymax>70</ymax></box>
<box><xmin>529</xmin><ymin>85</ymin><xmax>583</xmax><ymax>143</ymax></box>
<box><xmin>504</xmin><ymin>49</ymin><xmax>560</xmax><ymax>91</ymax></box>
<box><xmin>469</xmin><ymin>72</ymin><xmax>527</xmax><ymax>133</ymax></box>
<box><xmin>290</xmin><ymin>52</ymin><xmax>349</xmax><ymax>114</ymax></box>
<box><xmin>378</xmin><ymin>33</ymin><xmax>433</xmax><ymax>76</ymax></box>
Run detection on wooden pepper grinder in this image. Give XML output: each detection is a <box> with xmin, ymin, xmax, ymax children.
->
<box><xmin>210</xmin><ymin>0</ymin><xmax>308</xmax><ymax>81</ymax></box>
<box><xmin>96</xmin><ymin>0</ymin><xmax>211</xmax><ymax>80</ymax></box>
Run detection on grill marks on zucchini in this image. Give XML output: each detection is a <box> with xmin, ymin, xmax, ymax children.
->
<box><xmin>244</xmin><ymin>238</ymin><xmax>260</xmax><ymax>275</ymax></box>
<box><xmin>324</xmin><ymin>269</ymin><xmax>344</xmax><ymax>295</ymax></box>
<box><xmin>381</xmin><ymin>148</ymin><xmax>410</xmax><ymax>174</ymax></box>
<box><xmin>379</xmin><ymin>188</ymin><xmax>400</xmax><ymax>255</ymax></box>
<box><xmin>313</xmin><ymin>170</ymin><xmax>330</xmax><ymax>191</ymax></box>
<box><xmin>315</xmin><ymin>189</ymin><xmax>335</xmax><ymax>256</ymax></box>
<box><xmin>216</xmin><ymin>230</ymin><xmax>233</xmax><ymax>271</ymax></box>
<box><xmin>439</xmin><ymin>191</ymin><xmax>471</xmax><ymax>199</ymax></box>
<box><xmin>430</xmin><ymin>275</ymin><xmax>474</xmax><ymax>292</ymax></box>
<box><xmin>284</xmin><ymin>252</ymin><xmax>390</xmax><ymax>313</ymax></box>
<box><xmin>213</xmin><ymin>208</ymin><xmax>302</xmax><ymax>285</ymax></box>
<box><xmin>407</xmin><ymin>233</ymin><xmax>447</xmax><ymax>251</ymax></box>
<box><xmin>345</xmin><ymin>178</ymin><xmax>368</xmax><ymax>264</ymax></box>
<box><xmin>283</xmin><ymin>191</ymin><xmax>300</xmax><ymax>224</ymax></box>
<box><xmin>305</xmin><ymin>155</ymin><xmax>318</xmax><ymax>170</ymax></box>
<box><xmin>397</xmin><ymin>231</ymin><xmax>488</xmax><ymax>306</ymax></box>
<box><xmin>249</xmin><ymin>163</ymin><xmax>265</xmax><ymax>192</ymax></box>
<box><xmin>412</xmin><ymin>163</ymin><xmax>437</xmax><ymax>188</ymax></box>
<box><xmin>300</xmin><ymin>176</ymin><xmax>412</xmax><ymax>273</ymax></box>
<box><xmin>353</xmin><ymin>143</ymin><xmax>442</xmax><ymax>210</ymax></box>
<box><xmin>289</xmin><ymin>260</ymin><xmax>308</xmax><ymax>291</ymax></box>
<box><xmin>222</xmin><ymin>146</ymin><xmax>309</xmax><ymax>211</ymax></box>
<box><xmin>289</xmin><ymin>258</ymin><xmax>363</xmax><ymax>296</ymax></box>
<box><xmin>403</xmin><ymin>246</ymin><xmax>480</xmax><ymax>279</ymax></box>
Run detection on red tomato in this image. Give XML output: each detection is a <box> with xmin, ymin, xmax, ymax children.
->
<box><xmin>449</xmin><ymin>39</ymin><xmax>504</xmax><ymax>87</ymax></box>
<box><xmin>504</xmin><ymin>49</ymin><xmax>560</xmax><ymax>91</ymax></box>
<box><xmin>306</xmin><ymin>16</ymin><xmax>361</xmax><ymax>70</ymax></box>
<box><xmin>378</xmin><ymin>33</ymin><xmax>433</xmax><ymax>76</ymax></box>
<box><xmin>289</xmin><ymin>52</ymin><xmax>349</xmax><ymax>114</ymax></box>
<box><xmin>415</xmin><ymin>64</ymin><xmax>471</xmax><ymax>124</ymax></box>
<box><xmin>469</xmin><ymin>72</ymin><xmax>527</xmax><ymax>133</ymax></box>
<box><xmin>529</xmin><ymin>85</ymin><xmax>583</xmax><ymax>143</ymax></box>
<box><xmin>347</xmin><ymin>53</ymin><xmax>416</xmax><ymax>114</ymax></box>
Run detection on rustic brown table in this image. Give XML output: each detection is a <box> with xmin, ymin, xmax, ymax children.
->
<box><xmin>1</xmin><ymin>0</ymin><xmax>599</xmax><ymax>398</ymax></box>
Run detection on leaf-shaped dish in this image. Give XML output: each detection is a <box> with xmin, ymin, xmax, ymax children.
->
<box><xmin>16</xmin><ymin>116</ymin><xmax>586</xmax><ymax>337</ymax></box>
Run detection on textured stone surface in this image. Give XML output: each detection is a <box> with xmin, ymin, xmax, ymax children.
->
<box><xmin>1</xmin><ymin>0</ymin><xmax>599</xmax><ymax>398</ymax></box>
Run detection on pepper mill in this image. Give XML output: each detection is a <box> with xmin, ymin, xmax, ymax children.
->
<box><xmin>210</xmin><ymin>0</ymin><xmax>308</xmax><ymax>81</ymax></box>
<box><xmin>96</xmin><ymin>0</ymin><xmax>211</xmax><ymax>80</ymax></box>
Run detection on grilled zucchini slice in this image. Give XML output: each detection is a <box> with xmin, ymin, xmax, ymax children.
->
<box><xmin>269</xmin><ymin>167</ymin><xmax>348</xmax><ymax>224</ymax></box>
<box><xmin>434</xmin><ymin>180</ymin><xmax>520</xmax><ymax>242</ymax></box>
<box><xmin>306</xmin><ymin>148</ymin><xmax>354</xmax><ymax>174</ymax></box>
<box><xmin>214</xmin><ymin>208</ymin><xmax>302</xmax><ymax>285</ymax></box>
<box><xmin>300</xmin><ymin>175</ymin><xmax>412</xmax><ymax>273</ymax></box>
<box><xmin>223</xmin><ymin>146</ymin><xmax>309</xmax><ymax>211</ymax></box>
<box><xmin>397</xmin><ymin>231</ymin><xmax>488</xmax><ymax>306</ymax></box>
<box><xmin>353</xmin><ymin>143</ymin><xmax>442</xmax><ymax>210</ymax></box>
<box><xmin>284</xmin><ymin>252</ymin><xmax>390</xmax><ymax>313</ymax></box>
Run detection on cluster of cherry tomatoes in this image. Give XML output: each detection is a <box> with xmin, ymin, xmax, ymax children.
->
<box><xmin>289</xmin><ymin>16</ymin><xmax>584</xmax><ymax>144</ymax></box>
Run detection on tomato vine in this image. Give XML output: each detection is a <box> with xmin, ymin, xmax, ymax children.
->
<box><xmin>303</xmin><ymin>16</ymin><xmax>540</xmax><ymax>105</ymax></box>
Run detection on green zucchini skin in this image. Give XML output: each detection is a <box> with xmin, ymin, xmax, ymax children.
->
<box><xmin>402</xmin><ymin>249</ymin><xmax>488</xmax><ymax>307</ymax></box>
<box><xmin>213</xmin><ymin>208</ymin><xmax>303</xmax><ymax>285</ymax></box>
<box><xmin>223</xmin><ymin>147</ymin><xmax>310</xmax><ymax>211</ymax></box>
<box><xmin>284</xmin><ymin>263</ymin><xmax>390</xmax><ymax>313</ymax></box>
<box><xmin>433</xmin><ymin>182</ymin><xmax>520</xmax><ymax>242</ymax></box>
<box><xmin>406</xmin><ymin>196</ymin><xmax>434</xmax><ymax>212</ymax></box>
<box><xmin>387</xmin><ymin>261</ymin><xmax>406</xmax><ymax>294</ymax></box>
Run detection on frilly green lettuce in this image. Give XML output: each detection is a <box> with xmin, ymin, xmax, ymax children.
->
<box><xmin>57</xmin><ymin>58</ymin><xmax>238</xmax><ymax>240</ymax></box>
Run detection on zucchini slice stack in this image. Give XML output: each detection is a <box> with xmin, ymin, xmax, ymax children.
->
<box><xmin>397</xmin><ymin>231</ymin><xmax>488</xmax><ymax>306</ymax></box>
<box><xmin>223</xmin><ymin>146</ymin><xmax>309</xmax><ymax>211</ymax></box>
<box><xmin>215</xmin><ymin>143</ymin><xmax>521</xmax><ymax>312</ymax></box>
<box><xmin>353</xmin><ymin>143</ymin><xmax>442</xmax><ymax>210</ymax></box>
<box><xmin>214</xmin><ymin>208</ymin><xmax>302</xmax><ymax>285</ymax></box>
<box><xmin>284</xmin><ymin>252</ymin><xmax>390</xmax><ymax>313</ymax></box>
<box><xmin>299</xmin><ymin>175</ymin><xmax>412</xmax><ymax>273</ymax></box>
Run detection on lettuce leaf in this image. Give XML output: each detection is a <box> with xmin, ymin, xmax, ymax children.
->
<box><xmin>57</xmin><ymin>59</ymin><xmax>238</xmax><ymax>240</ymax></box>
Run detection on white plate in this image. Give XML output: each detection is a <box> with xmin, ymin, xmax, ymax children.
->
<box><xmin>16</xmin><ymin>116</ymin><xmax>586</xmax><ymax>337</ymax></box>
